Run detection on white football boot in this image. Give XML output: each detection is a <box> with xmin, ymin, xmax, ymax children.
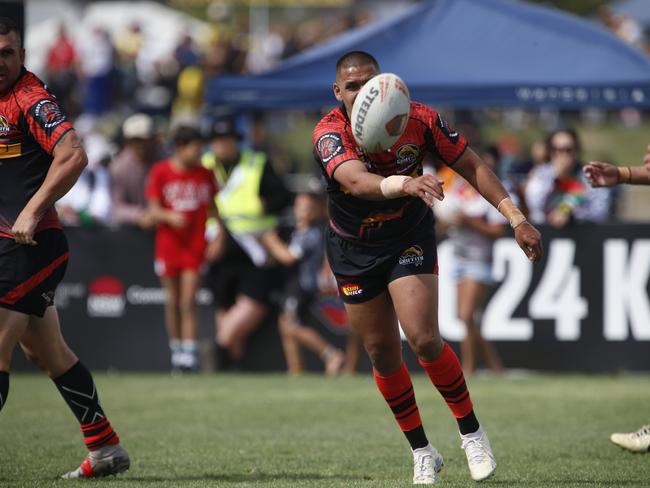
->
<box><xmin>62</xmin><ymin>444</ymin><xmax>130</xmax><ymax>479</ymax></box>
<box><xmin>610</xmin><ymin>424</ymin><xmax>650</xmax><ymax>453</ymax></box>
<box><xmin>460</xmin><ymin>427</ymin><xmax>496</xmax><ymax>481</ymax></box>
<box><xmin>412</xmin><ymin>443</ymin><xmax>444</xmax><ymax>484</ymax></box>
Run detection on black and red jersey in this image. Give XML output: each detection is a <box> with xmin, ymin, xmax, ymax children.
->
<box><xmin>0</xmin><ymin>68</ymin><xmax>73</xmax><ymax>238</ymax></box>
<box><xmin>313</xmin><ymin>101</ymin><xmax>468</xmax><ymax>245</ymax></box>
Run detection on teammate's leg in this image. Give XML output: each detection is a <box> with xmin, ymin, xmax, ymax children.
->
<box><xmin>19</xmin><ymin>307</ymin><xmax>129</xmax><ymax>478</ymax></box>
<box><xmin>389</xmin><ymin>274</ymin><xmax>495</xmax><ymax>481</ymax></box>
<box><xmin>178</xmin><ymin>270</ymin><xmax>201</xmax><ymax>371</ymax></box>
<box><xmin>0</xmin><ymin>308</ymin><xmax>30</xmax><ymax>412</ymax></box>
<box><xmin>160</xmin><ymin>275</ymin><xmax>182</xmax><ymax>370</ymax></box>
<box><xmin>280</xmin><ymin>315</ymin><xmax>343</xmax><ymax>376</ymax></box>
<box><xmin>344</xmin><ymin>292</ymin><xmax>442</xmax><ymax>483</ymax></box>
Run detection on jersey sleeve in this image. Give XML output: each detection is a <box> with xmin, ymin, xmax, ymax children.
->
<box><xmin>418</xmin><ymin>104</ymin><xmax>468</xmax><ymax>166</ymax></box>
<box><xmin>23</xmin><ymin>92</ymin><xmax>74</xmax><ymax>155</ymax></box>
<box><xmin>313</xmin><ymin>121</ymin><xmax>359</xmax><ymax>178</ymax></box>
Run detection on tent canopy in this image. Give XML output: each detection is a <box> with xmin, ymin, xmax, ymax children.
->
<box><xmin>206</xmin><ymin>0</ymin><xmax>650</xmax><ymax>109</ymax></box>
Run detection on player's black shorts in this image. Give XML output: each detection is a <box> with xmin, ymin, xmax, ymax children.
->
<box><xmin>326</xmin><ymin>224</ymin><xmax>438</xmax><ymax>305</ymax></box>
<box><xmin>206</xmin><ymin>232</ymin><xmax>278</xmax><ymax>308</ymax></box>
<box><xmin>0</xmin><ymin>229</ymin><xmax>69</xmax><ymax>317</ymax></box>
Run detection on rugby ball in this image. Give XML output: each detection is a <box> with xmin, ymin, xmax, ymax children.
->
<box><xmin>351</xmin><ymin>73</ymin><xmax>410</xmax><ymax>153</ymax></box>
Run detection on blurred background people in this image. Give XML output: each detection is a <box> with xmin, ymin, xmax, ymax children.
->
<box><xmin>145</xmin><ymin>126</ymin><xmax>219</xmax><ymax>372</ymax></box>
<box><xmin>109</xmin><ymin>113</ymin><xmax>158</xmax><ymax>228</ymax></box>
<box><xmin>525</xmin><ymin>128</ymin><xmax>613</xmax><ymax>228</ymax></box>
<box><xmin>202</xmin><ymin>118</ymin><xmax>291</xmax><ymax>369</ymax></box>
<box><xmin>262</xmin><ymin>191</ymin><xmax>344</xmax><ymax>376</ymax></box>
<box><xmin>435</xmin><ymin>153</ymin><xmax>507</xmax><ymax>375</ymax></box>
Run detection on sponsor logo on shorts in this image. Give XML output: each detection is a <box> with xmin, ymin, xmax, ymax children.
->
<box><xmin>317</xmin><ymin>132</ymin><xmax>344</xmax><ymax>163</ymax></box>
<box><xmin>29</xmin><ymin>99</ymin><xmax>67</xmax><ymax>136</ymax></box>
<box><xmin>395</xmin><ymin>144</ymin><xmax>419</xmax><ymax>166</ymax></box>
<box><xmin>41</xmin><ymin>290</ymin><xmax>55</xmax><ymax>305</ymax></box>
<box><xmin>341</xmin><ymin>283</ymin><xmax>363</xmax><ymax>297</ymax></box>
<box><xmin>399</xmin><ymin>245</ymin><xmax>424</xmax><ymax>267</ymax></box>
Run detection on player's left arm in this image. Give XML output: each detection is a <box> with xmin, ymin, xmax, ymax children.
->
<box><xmin>453</xmin><ymin>148</ymin><xmax>543</xmax><ymax>262</ymax></box>
<box><xmin>12</xmin><ymin>130</ymin><xmax>87</xmax><ymax>245</ymax></box>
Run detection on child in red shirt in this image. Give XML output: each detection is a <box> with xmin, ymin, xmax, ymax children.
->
<box><xmin>146</xmin><ymin>126</ymin><xmax>221</xmax><ymax>371</ymax></box>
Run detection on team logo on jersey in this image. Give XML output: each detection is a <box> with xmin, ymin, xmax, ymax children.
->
<box><xmin>395</xmin><ymin>144</ymin><xmax>419</xmax><ymax>166</ymax></box>
<box><xmin>399</xmin><ymin>245</ymin><xmax>424</xmax><ymax>267</ymax></box>
<box><xmin>317</xmin><ymin>132</ymin><xmax>344</xmax><ymax>163</ymax></box>
<box><xmin>436</xmin><ymin>114</ymin><xmax>459</xmax><ymax>144</ymax></box>
<box><xmin>0</xmin><ymin>115</ymin><xmax>11</xmax><ymax>134</ymax></box>
<box><xmin>341</xmin><ymin>283</ymin><xmax>363</xmax><ymax>297</ymax></box>
<box><xmin>29</xmin><ymin>99</ymin><xmax>66</xmax><ymax>136</ymax></box>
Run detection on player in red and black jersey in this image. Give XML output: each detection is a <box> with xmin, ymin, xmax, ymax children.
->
<box><xmin>314</xmin><ymin>51</ymin><xmax>543</xmax><ymax>484</ymax></box>
<box><xmin>0</xmin><ymin>18</ymin><xmax>129</xmax><ymax>479</ymax></box>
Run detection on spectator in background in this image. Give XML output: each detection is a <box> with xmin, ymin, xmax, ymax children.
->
<box><xmin>145</xmin><ymin>126</ymin><xmax>221</xmax><ymax>372</ymax></box>
<box><xmin>434</xmin><ymin>160</ymin><xmax>506</xmax><ymax>375</ymax></box>
<box><xmin>202</xmin><ymin>118</ymin><xmax>292</xmax><ymax>368</ymax></box>
<box><xmin>78</xmin><ymin>27</ymin><xmax>115</xmax><ymax>116</ymax></box>
<box><xmin>109</xmin><ymin>113</ymin><xmax>158</xmax><ymax>228</ymax></box>
<box><xmin>56</xmin><ymin>117</ymin><xmax>113</xmax><ymax>226</ymax></box>
<box><xmin>45</xmin><ymin>23</ymin><xmax>77</xmax><ymax>113</ymax></box>
<box><xmin>261</xmin><ymin>192</ymin><xmax>344</xmax><ymax>376</ymax></box>
<box><xmin>525</xmin><ymin>129</ymin><xmax>612</xmax><ymax>228</ymax></box>
<box><xmin>115</xmin><ymin>22</ymin><xmax>144</xmax><ymax>104</ymax></box>
<box><xmin>173</xmin><ymin>32</ymin><xmax>200</xmax><ymax>70</ymax></box>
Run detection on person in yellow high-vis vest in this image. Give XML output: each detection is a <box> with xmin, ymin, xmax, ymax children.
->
<box><xmin>202</xmin><ymin>118</ymin><xmax>291</xmax><ymax>369</ymax></box>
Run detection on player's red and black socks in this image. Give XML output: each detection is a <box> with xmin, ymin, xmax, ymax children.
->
<box><xmin>374</xmin><ymin>362</ymin><xmax>429</xmax><ymax>450</ymax></box>
<box><xmin>419</xmin><ymin>343</ymin><xmax>480</xmax><ymax>435</ymax></box>
<box><xmin>53</xmin><ymin>361</ymin><xmax>120</xmax><ymax>450</ymax></box>
<box><xmin>0</xmin><ymin>371</ymin><xmax>8</xmax><ymax>412</ymax></box>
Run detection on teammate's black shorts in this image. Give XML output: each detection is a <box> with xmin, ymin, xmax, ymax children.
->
<box><xmin>326</xmin><ymin>224</ymin><xmax>438</xmax><ymax>305</ymax></box>
<box><xmin>0</xmin><ymin>229</ymin><xmax>69</xmax><ymax>317</ymax></box>
<box><xmin>206</xmin><ymin>231</ymin><xmax>278</xmax><ymax>308</ymax></box>
<box><xmin>282</xmin><ymin>276</ymin><xmax>316</xmax><ymax>324</ymax></box>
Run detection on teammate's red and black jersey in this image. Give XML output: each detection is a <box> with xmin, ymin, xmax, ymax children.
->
<box><xmin>0</xmin><ymin>67</ymin><xmax>73</xmax><ymax>238</ymax></box>
<box><xmin>313</xmin><ymin>101</ymin><xmax>468</xmax><ymax>245</ymax></box>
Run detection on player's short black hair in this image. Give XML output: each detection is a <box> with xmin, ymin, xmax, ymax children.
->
<box><xmin>172</xmin><ymin>125</ymin><xmax>203</xmax><ymax>146</ymax></box>
<box><xmin>0</xmin><ymin>17</ymin><xmax>22</xmax><ymax>47</ymax></box>
<box><xmin>336</xmin><ymin>51</ymin><xmax>379</xmax><ymax>74</ymax></box>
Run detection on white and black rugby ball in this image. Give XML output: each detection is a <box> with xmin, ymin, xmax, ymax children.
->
<box><xmin>351</xmin><ymin>73</ymin><xmax>410</xmax><ymax>153</ymax></box>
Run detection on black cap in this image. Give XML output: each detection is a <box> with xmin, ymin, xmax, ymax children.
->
<box><xmin>210</xmin><ymin>118</ymin><xmax>242</xmax><ymax>140</ymax></box>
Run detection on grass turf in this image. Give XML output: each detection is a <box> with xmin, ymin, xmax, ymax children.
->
<box><xmin>1</xmin><ymin>372</ymin><xmax>649</xmax><ymax>487</ymax></box>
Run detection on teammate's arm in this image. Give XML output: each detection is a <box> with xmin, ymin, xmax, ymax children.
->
<box><xmin>147</xmin><ymin>198</ymin><xmax>186</xmax><ymax>229</ymax></box>
<box><xmin>12</xmin><ymin>130</ymin><xmax>87</xmax><ymax>245</ymax></box>
<box><xmin>333</xmin><ymin>159</ymin><xmax>445</xmax><ymax>206</ymax></box>
<box><xmin>584</xmin><ymin>145</ymin><xmax>650</xmax><ymax>187</ymax></box>
<box><xmin>205</xmin><ymin>199</ymin><xmax>226</xmax><ymax>263</ymax></box>
<box><xmin>452</xmin><ymin>148</ymin><xmax>543</xmax><ymax>262</ymax></box>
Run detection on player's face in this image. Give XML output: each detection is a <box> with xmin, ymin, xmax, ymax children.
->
<box><xmin>333</xmin><ymin>63</ymin><xmax>379</xmax><ymax>116</ymax></box>
<box><xmin>0</xmin><ymin>32</ymin><xmax>24</xmax><ymax>95</ymax></box>
<box><xmin>177</xmin><ymin>140</ymin><xmax>203</xmax><ymax>167</ymax></box>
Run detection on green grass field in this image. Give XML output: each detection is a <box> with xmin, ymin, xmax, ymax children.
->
<box><xmin>1</xmin><ymin>373</ymin><xmax>649</xmax><ymax>487</ymax></box>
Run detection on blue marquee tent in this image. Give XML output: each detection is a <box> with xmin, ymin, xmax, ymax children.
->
<box><xmin>206</xmin><ymin>0</ymin><xmax>650</xmax><ymax>109</ymax></box>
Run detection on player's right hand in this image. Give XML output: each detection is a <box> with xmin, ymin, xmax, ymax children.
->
<box><xmin>12</xmin><ymin>210</ymin><xmax>39</xmax><ymax>246</ymax></box>
<box><xmin>514</xmin><ymin>221</ymin><xmax>542</xmax><ymax>262</ymax></box>
<box><xmin>402</xmin><ymin>174</ymin><xmax>445</xmax><ymax>207</ymax></box>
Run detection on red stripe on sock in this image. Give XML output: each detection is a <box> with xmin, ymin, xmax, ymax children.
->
<box><xmin>374</xmin><ymin>363</ymin><xmax>423</xmax><ymax>432</ymax></box>
<box><xmin>419</xmin><ymin>343</ymin><xmax>474</xmax><ymax>418</ymax></box>
<box><xmin>81</xmin><ymin>419</ymin><xmax>120</xmax><ymax>451</ymax></box>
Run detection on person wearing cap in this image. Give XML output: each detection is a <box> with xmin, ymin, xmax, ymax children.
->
<box><xmin>109</xmin><ymin>113</ymin><xmax>159</xmax><ymax>228</ymax></box>
<box><xmin>202</xmin><ymin>118</ymin><xmax>292</xmax><ymax>368</ymax></box>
